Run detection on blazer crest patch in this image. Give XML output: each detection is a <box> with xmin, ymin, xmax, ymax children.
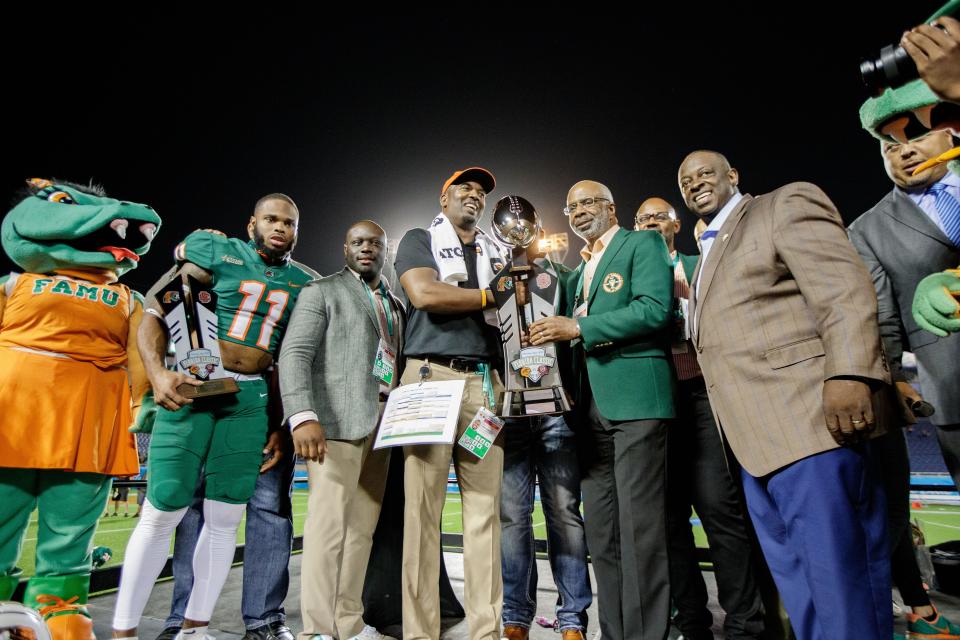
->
<box><xmin>602</xmin><ymin>272</ymin><xmax>624</xmax><ymax>293</ymax></box>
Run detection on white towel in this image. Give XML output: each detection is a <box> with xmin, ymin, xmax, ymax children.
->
<box><xmin>428</xmin><ymin>213</ymin><xmax>504</xmax><ymax>326</ymax></box>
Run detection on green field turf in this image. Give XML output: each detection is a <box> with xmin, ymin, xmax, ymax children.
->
<box><xmin>14</xmin><ymin>490</ymin><xmax>312</xmax><ymax>577</ymax></box>
<box><xmin>12</xmin><ymin>489</ymin><xmax>960</xmax><ymax>578</ymax></box>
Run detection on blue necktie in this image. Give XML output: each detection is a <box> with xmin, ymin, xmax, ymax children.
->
<box><xmin>929</xmin><ymin>182</ymin><xmax>960</xmax><ymax>247</ymax></box>
<box><xmin>699</xmin><ymin>229</ymin><xmax>719</xmax><ymax>264</ymax></box>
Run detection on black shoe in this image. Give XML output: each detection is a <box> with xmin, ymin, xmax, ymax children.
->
<box><xmin>154</xmin><ymin>626</ymin><xmax>181</xmax><ymax>640</ymax></box>
<box><xmin>243</xmin><ymin>622</ymin><xmax>294</xmax><ymax>640</ymax></box>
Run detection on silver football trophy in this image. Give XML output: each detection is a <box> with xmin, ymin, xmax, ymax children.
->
<box><xmin>158</xmin><ymin>274</ymin><xmax>240</xmax><ymax>398</ymax></box>
<box><xmin>491</xmin><ymin>195</ymin><xmax>572</xmax><ymax>416</ymax></box>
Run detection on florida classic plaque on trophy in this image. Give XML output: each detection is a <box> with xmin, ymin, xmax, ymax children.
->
<box><xmin>158</xmin><ymin>274</ymin><xmax>239</xmax><ymax>398</ymax></box>
<box><xmin>490</xmin><ymin>195</ymin><xmax>572</xmax><ymax>417</ymax></box>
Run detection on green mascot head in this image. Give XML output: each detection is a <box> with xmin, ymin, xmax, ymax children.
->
<box><xmin>2</xmin><ymin>178</ymin><xmax>162</xmax><ymax>277</ymax></box>
<box><xmin>859</xmin><ymin>1</ymin><xmax>960</xmax><ymax>175</ymax></box>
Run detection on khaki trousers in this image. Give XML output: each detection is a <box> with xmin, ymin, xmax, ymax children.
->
<box><xmin>400</xmin><ymin>359</ymin><xmax>505</xmax><ymax>640</ymax></box>
<box><xmin>298</xmin><ymin>433</ymin><xmax>391</xmax><ymax>640</ymax></box>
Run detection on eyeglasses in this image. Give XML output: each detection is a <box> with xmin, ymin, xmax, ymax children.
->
<box><xmin>635</xmin><ymin>212</ymin><xmax>674</xmax><ymax>224</ymax></box>
<box><xmin>563</xmin><ymin>197</ymin><xmax>610</xmax><ymax>216</ymax></box>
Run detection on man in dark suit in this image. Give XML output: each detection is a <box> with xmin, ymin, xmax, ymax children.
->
<box><xmin>528</xmin><ymin>180</ymin><xmax>674</xmax><ymax>640</ymax></box>
<box><xmin>279</xmin><ymin>220</ymin><xmax>404</xmax><ymax>640</ymax></box>
<box><xmin>849</xmin><ymin>129</ymin><xmax>960</xmax><ymax>636</ymax></box>
<box><xmin>635</xmin><ymin>197</ymin><xmax>764</xmax><ymax>640</ymax></box>
<box><xmin>849</xmin><ymin>129</ymin><xmax>960</xmax><ymax>486</ymax></box>
<box><xmin>678</xmin><ymin>150</ymin><xmax>892</xmax><ymax>640</ymax></box>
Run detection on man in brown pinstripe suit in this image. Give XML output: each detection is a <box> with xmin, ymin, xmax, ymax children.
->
<box><xmin>677</xmin><ymin>150</ymin><xmax>893</xmax><ymax>640</ymax></box>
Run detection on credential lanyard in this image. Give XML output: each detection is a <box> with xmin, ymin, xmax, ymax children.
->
<box><xmin>575</xmin><ymin>268</ymin><xmax>585</xmax><ymax>304</ymax></box>
<box><xmin>363</xmin><ymin>281</ymin><xmax>394</xmax><ymax>337</ymax></box>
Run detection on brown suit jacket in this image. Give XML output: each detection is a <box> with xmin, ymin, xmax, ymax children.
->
<box><xmin>689</xmin><ymin>182</ymin><xmax>892</xmax><ymax>477</ymax></box>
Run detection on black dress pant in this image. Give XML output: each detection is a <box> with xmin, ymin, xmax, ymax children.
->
<box><xmin>580</xmin><ymin>397</ymin><xmax>669</xmax><ymax>640</ymax></box>
<box><xmin>874</xmin><ymin>428</ymin><xmax>930</xmax><ymax>607</ymax></box>
<box><xmin>665</xmin><ymin>376</ymin><xmax>764</xmax><ymax>639</ymax></box>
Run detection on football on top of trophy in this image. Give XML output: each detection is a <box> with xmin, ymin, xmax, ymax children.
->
<box><xmin>492</xmin><ymin>195</ymin><xmax>541</xmax><ymax>249</ymax></box>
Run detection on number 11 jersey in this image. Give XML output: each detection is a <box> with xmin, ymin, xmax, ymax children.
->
<box><xmin>175</xmin><ymin>230</ymin><xmax>318</xmax><ymax>355</ymax></box>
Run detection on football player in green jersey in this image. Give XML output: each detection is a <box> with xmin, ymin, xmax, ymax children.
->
<box><xmin>112</xmin><ymin>194</ymin><xmax>318</xmax><ymax>640</ymax></box>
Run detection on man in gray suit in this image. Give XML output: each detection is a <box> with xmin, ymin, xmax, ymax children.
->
<box><xmin>849</xmin><ymin>129</ymin><xmax>960</xmax><ymax>488</ymax></box>
<box><xmin>279</xmin><ymin>220</ymin><xmax>404</xmax><ymax>640</ymax></box>
<box><xmin>850</xmin><ymin>127</ymin><xmax>960</xmax><ymax>640</ymax></box>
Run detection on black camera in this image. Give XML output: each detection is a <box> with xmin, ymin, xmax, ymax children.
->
<box><xmin>860</xmin><ymin>44</ymin><xmax>921</xmax><ymax>96</ymax></box>
<box><xmin>860</xmin><ymin>3</ymin><xmax>958</xmax><ymax>96</ymax></box>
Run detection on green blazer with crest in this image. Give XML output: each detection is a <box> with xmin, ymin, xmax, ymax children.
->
<box><xmin>561</xmin><ymin>227</ymin><xmax>675</xmax><ymax>421</ymax></box>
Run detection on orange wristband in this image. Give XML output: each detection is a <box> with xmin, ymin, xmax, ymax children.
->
<box><xmin>481</xmin><ymin>289</ymin><xmax>487</xmax><ymax>309</ymax></box>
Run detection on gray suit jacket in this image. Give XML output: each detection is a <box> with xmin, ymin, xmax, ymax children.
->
<box><xmin>849</xmin><ymin>187</ymin><xmax>960</xmax><ymax>425</ymax></box>
<box><xmin>279</xmin><ymin>268</ymin><xmax>405</xmax><ymax>441</ymax></box>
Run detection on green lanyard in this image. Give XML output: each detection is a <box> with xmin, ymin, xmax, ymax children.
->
<box><xmin>363</xmin><ymin>281</ymin><xmax>394</xmax><ymax>337</ymax></box>
<box><xmin>477</xmin><ymin>363</ymin><xmax>495</xmax><ymax>408</ymax></box>
<box><xmin>574</xmin><ymin>267</ymin><xmax>585</xmax><ymax>304</ymax></box>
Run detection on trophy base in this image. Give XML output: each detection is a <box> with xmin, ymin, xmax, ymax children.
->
<box><xmin>501</xmin><ymin>386</ymin><xmax>571</xmax><ymax>417</ymax></box>
<box><xmin>178</xmin><ymin>378</ymin><xmax>241</xmax><ymax>399</ymax></box>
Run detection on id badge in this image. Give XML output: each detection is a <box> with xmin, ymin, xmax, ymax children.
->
<box><xmin>678</xmin><ymin>298</ymin><xmax>691</xmax><ymax>341</ymax></box>
<box><xmin>457</xmin><ymin>406</ymin><xmax>505</xmax><ymax>460</ymax></box>
<box><xmin>372</xmin><ymin>339</ymin><xmax>397</xmax><ymax>387</ymax></box>
<box><xmin>672</xmin><ymin>298</ymin><xmax>691</xmax><ymax>354</ymax></box>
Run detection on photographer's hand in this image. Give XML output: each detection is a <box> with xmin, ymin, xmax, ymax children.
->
<box><xmin>902</xmin><ymin>16</ymin><xmax>960</xmax><ymax>104</ymax></box>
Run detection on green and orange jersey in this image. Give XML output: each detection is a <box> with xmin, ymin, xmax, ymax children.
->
<box><xmin>0</xmin><ymin>270</ymin><xmax>132</xmax><ymax>366</ymax></box>
<box><xmin>0</xmin><ymin>270</ymin><xmax>140</xmax><ymax>473</ymax></box>
<box><xmin>175</xmin><ymin>231</ymin><xmax>318</xmax><ymax>355</ymax></box>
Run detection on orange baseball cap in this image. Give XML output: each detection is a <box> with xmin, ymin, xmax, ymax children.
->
<box><xmin>440</xmin><ymin>167</ymin><xmax>496</xmax><ymax>196</ymax></box>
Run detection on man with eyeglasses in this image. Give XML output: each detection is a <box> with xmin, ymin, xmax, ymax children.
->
<box><xmin>850</xmin><ymin>130</ymin><xmax>960</xmax><ymax>488</ymax></box>
<box><xmin>848</xmin><ymin>128</ymin><xmax>960</xmax><ymax>638</ymax></box>
<box><xmin>636</xmin><ymin>197</ymin><xmax>764</xmax><ymax>640</ymax></box>
<box><xmin>528</xmin><ymin>181</ymin><xmax>674</xmax><ymax>640</ymax></box>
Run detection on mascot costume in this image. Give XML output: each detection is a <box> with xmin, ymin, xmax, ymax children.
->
<box><xmin>0</xmin><ymin>178</ymin><xmax>160</xmax><ymax>639</ymax></box>
<box><xmin>857</xmin><ymin>2</ymin><xmax>960</xmax><ymax>336</ymax></box>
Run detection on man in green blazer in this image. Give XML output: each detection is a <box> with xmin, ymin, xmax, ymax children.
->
<box><xmin>528</xmin><ymin>180</ymin><xmax>674</xmax><ymax>640</ymax></box>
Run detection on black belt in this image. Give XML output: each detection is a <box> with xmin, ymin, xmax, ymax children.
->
<box><xmin>412</xmin><ymin>355</ymin><xmax>490</xmax><ymax>373</ymax></box>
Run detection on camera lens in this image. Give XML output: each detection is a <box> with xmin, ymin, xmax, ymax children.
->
<box><xmin>861</xmin><ymin>44</ymin><xmax>920</xmax><ymax>96</ymax></box>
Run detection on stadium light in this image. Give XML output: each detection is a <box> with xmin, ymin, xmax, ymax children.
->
<box><xmin>540</xmin><ymin>232</ymin><xmax>569</xmax><ymax>264</ymax></box>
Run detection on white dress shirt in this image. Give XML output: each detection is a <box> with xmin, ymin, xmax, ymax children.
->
<box><xmin>579</xmin><ymin>224</ymin><xmax>621</xmax><ymax>314</ymax></box>
<box><xmin>695</xmin><ymin>191</ymin><xmax>744</xmax><ymax>296</ymax></box>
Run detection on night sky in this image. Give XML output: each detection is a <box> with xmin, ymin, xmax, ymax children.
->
<box><xmin>2</xmin><ymin>6</ymin><xmax>947</xmax><ymax>293</ymax></box>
